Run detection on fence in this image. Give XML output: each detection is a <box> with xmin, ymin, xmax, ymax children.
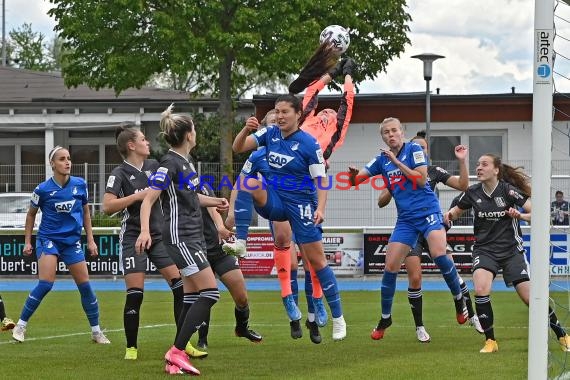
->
<box><xmin>0</xmin><ymin>160</ymin><xmax>568</xmax><ymax>227</ymax></box>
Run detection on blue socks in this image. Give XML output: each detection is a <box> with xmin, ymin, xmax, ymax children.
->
<box><xmin>235</xmin><ymin>191</ymin><xmax>253</xmax><ymax>240</ymax></box>
<box><xmin>316</xmin><ymin>266</ymin><xmax>342</xmax><ymax>318</ymax></box>
<box><xmin>433</xmin><ymin>255</ymin><xmax>462</xmax><ymax>298</ymax></box>
<box><xmin>290</xmin><ymin>269</ymin><xmax>299</xmax><ymax>305</ymax></box>
<box><xmin>20</xmin><ymin>280</ymin><xmax>53</xmax><ymax>322</ymax></box>
<box><xmin>381</xmin><ymin>271</ymin><xmax>398</xmax><ymax>316</ymax></box>
<box><xmin>77</xmin><ymin>281</ymin><xmax>100</xmax><ymax>327</ymax></box>
<box><xmin>304</xmin><ymin>270</ymin><xmax>315</xmax><ymax>314</ymax></box>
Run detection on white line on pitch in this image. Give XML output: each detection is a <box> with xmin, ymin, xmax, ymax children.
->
<box><xmin>0</xmin><ymin>323</ymin><xmax>174</xmax><ymax>345</ymax></box>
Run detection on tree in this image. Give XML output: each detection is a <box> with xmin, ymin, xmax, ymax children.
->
<box><xmin>48</xmin><ymin>0</ymin><xmax>411</xmax><ymax>197</ymax></box>
<box><xmin>9</xmin><ymin>23</ymin><xmax>53</xmax><ymax>71</ymax></box>
<box><xmin>1</xmin><ymin>23</ymin><xmax>65</xmax><ymax>71</ymax></box>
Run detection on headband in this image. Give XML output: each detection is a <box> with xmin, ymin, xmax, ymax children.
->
<box><xmin>49</xmin><ymin>146</ymin><xmax>63</xmax><ymax>162</ymax></box>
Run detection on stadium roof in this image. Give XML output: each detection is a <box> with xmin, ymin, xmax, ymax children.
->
<box><xmin>0</xmin><ymin>66</ymin><xmax>191</xmax><ymax>103</ymax></box>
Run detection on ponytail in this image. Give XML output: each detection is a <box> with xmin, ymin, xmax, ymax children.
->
<box><xmin>159</xmin><ymin>103</ymin><xmax>194</xmax><ymax>147</ymax></box>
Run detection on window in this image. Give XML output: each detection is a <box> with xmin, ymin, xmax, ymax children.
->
<box><xmin>69</xmin><ymin>145</ymin><xmax>99</xmax><ymax>201</ymax></box>
<box><xmin>0</xmin><ymin>146</ymin><xmax>15</xmax><ymax>192</ymax></box>
<box><xmin>21</xmin><ymin>146</ymin><xmax>45</xmax><ymax>192</ymax></box>
<box><xmin>469</xmin><ymin>136</ymin><xmax>503</xmax><ymax>169</ymax></box>
<box><xmin>428</xmin><ymin>131</ymin><xmax>505</xmax><ymax>175</ymax></box>
<box><xmin>430</xmin><ymin>136</ymin><xmax>460</xmax><ymax>173</ymax></box>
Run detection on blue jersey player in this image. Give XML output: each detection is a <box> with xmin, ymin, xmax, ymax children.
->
<box><xmin>348</xmin><ymin>117</ymin><xmax>466</xmax><ymax>341</ymax></box>
<box><xmin>12</xmin><ymin>146</ymin><xmax>110</xmax><ymax>344</ymax></box>
<box><xmin>233</xmin><ymin>94</ymin><xmax>346</xmax><ymax>342</ymax></box>
<box><xmin>224</xmin><ymin>109</ymin><xmax>277</xmax><ymax>256</ymax></box>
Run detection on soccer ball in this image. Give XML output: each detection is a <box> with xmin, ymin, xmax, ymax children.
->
<box><xmin>319</xmin><ymin>25</ymin><xmax>350</xmax><ymax>54</ymax></box>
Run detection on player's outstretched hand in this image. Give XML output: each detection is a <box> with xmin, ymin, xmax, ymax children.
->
<box><xmin>328</xmin><ymin>58</ymin><xmax>347</xmax><ymax>79</ymax></box>
<box><xmin>343</xmin><ymin>58</ymin><xmax>357</xmax><ymax>76</ymax></box>
<box><xmin>348</xmin><ymin>166</ymin><xmax>360</xmax><ymax>186</ymax></box>
<box><xmin>454</xmin><ymin>145</ymin><xmax>468</xmax><ymax>160</ymax></box>
<box><xmin>244</xmin><ymin>117</ymin><xmax>260</xmax><ymax>131</ymax></box>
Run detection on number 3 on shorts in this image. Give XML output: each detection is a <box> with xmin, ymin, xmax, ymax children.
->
<box><xmin>297</xmin><ymin>204</ymin><xmax>313</xmax><ymax>220</ymax></box>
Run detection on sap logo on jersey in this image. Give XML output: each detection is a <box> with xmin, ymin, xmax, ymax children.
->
<box><xmin>386</xmin><ymin>169</ymin><xmax>404</xmax><ymax>183</ymax></box>
<box><xmin>55</xmin><ymin>199</ymin><xmax>76</xmax><ymax>213</ymax></box>
<box><xmin>268</xmin><ymin>152</ymin><xmax>294</xmax><ymax>168</ymax></box>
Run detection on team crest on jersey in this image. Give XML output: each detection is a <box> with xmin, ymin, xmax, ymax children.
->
<box><xmin>291</xmin><ymin>142</ymin><xmax>299</xmax><ymax>151</ymax></box>
<box><xmin>509</xmin><ymin>189</ymin><xmax>524</xmax><ymax>200</ymax></box>
<box><xmin>144</xmin><ymin>170</ymin><xmax>152</xmax><ymax>178</ymax></box>
<box><xmin>55</xmin><ymin>199</ymin><xmax>76</xmax><ymax>213</ymax></box>
<box><xmin>494</xmin><ymin>197</ymin><xmax>506</xmax><ymax>207</ymax></box>
<box><xmin>268</xmin><ymin>152</ymin><xmax>294</xmax><ymax>168</ymax></box>
<box><xmin>72</xmin><ymin>187</ymin><xmax>77</xmax><ymax>195</ymax></box>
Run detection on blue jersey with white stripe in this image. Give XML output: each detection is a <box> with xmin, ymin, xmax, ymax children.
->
<box><xmin>31</xmin><ymin>176</ymin><xmax>88</xmax><ymax>245</ymax></box>
<box><xmin>365</xmin><ymin>142</ymin><xmax>440</xmax><ymax>220</ymax></box>
<box><xmin>253</xmin><ymin>125</ymin><xmax>326</xmax><ymax>196</ymax></box>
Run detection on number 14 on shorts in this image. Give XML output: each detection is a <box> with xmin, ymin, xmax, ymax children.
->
<box><xmin>298</xmin><ymin>204</ymin><xmax>313</xmax><ymax>219</ymax></box>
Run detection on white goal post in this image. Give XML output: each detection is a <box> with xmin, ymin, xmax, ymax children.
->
<box><xmin>529</xmin><ymin>1</ymin><xmax>555</xmax><ymax>379</ymax></box>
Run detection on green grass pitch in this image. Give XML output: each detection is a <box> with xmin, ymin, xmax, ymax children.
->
<box><xmin>0</xmin><ymin>289</ymin><xmax>565</xmax><ymax>379</ymax></box>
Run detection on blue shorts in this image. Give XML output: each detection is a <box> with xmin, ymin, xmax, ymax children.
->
<box><xmin>390</xmin><ymin>212</ymin><xmax>445</xmax><ymax>248</ymax></box>
<box><xmin>255</xmin><ymin>189</ymin><xmax>321</xmax><ymax>244</ymax></box>
<box><xmin>36</xmin><ymin>238</ymin><xmax>85</xmax><ymax>266</ymax></box>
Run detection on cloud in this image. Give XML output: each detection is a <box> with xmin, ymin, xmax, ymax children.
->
<box><xmin>5</xmin><ymin>0</ymin><xmax>57</xmax><ymax>37</ymax></box>
<box><xmin>10</xmin><ymin>0</ymin><xmax>570</xmax><ymax>94</ymax></box>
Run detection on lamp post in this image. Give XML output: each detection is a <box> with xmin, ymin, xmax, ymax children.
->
<box><xmin>411</xmin><ymin>53</ymin><xmax>445</xmax><ymax>152</ymax></box>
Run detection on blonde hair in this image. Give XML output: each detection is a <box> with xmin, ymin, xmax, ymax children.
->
<box><xmin>261</xmin><ymin>109</ymin><xmax>277</xmax><ymax>127</ymax></box>
<box><xmin>160</xmin><ymin>104</ymin><xmax>195</xmax><ymax>147</ymax></box>
<box><xmin>379</xmin><ymin>117</ymin><xmax>402</xmax><ymax>133</ymax></box>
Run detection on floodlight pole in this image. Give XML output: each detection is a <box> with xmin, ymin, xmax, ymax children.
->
<box><xmin>2</xmin><ymin>0</ymin><xmax>5</xmax><ymax>67</ymax></box>
<box><xmin>412</xmin><ymin>53</ymin><xmax>445</xmax><ymax>152</ymax></box>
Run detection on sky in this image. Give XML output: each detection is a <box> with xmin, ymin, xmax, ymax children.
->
<box><xmin>4</xmin><ymin>0</ymin><xmax>570</xmax><ymax>95</ymax></box>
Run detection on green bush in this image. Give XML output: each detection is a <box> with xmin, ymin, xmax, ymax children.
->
<box><xmin>91</xmin><ymin>211</ymin><xmax>121</xmax><ymax>227</ymax></box>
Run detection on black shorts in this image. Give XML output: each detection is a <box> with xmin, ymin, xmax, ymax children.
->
<box><xmin>165</xmin><ymin>240</ymin><xmax>210</xmax><ymax>277</ymax></box>
<box><xmin>408</xmin><ymin>235</ymin><xmax>429</xmax><ymax>257</ymax></box>
<box><xmin>407</xmin><ymin>223</ymin><xmax>452</xmax><ymax>258</ymax></box>
<box><xmin>472</xmin><ymin>248</ymin><xmax>530</xmax><ymax>287</ymax></box>
<box><xmin>120</xmin><ymin>240</ymin><xmax>174</xmax><ymax>275</ymax></box>
<box><xmin>207</xmin><ymin>245</ymin><xmax>240</xmax><ymax>277</ymax></box>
